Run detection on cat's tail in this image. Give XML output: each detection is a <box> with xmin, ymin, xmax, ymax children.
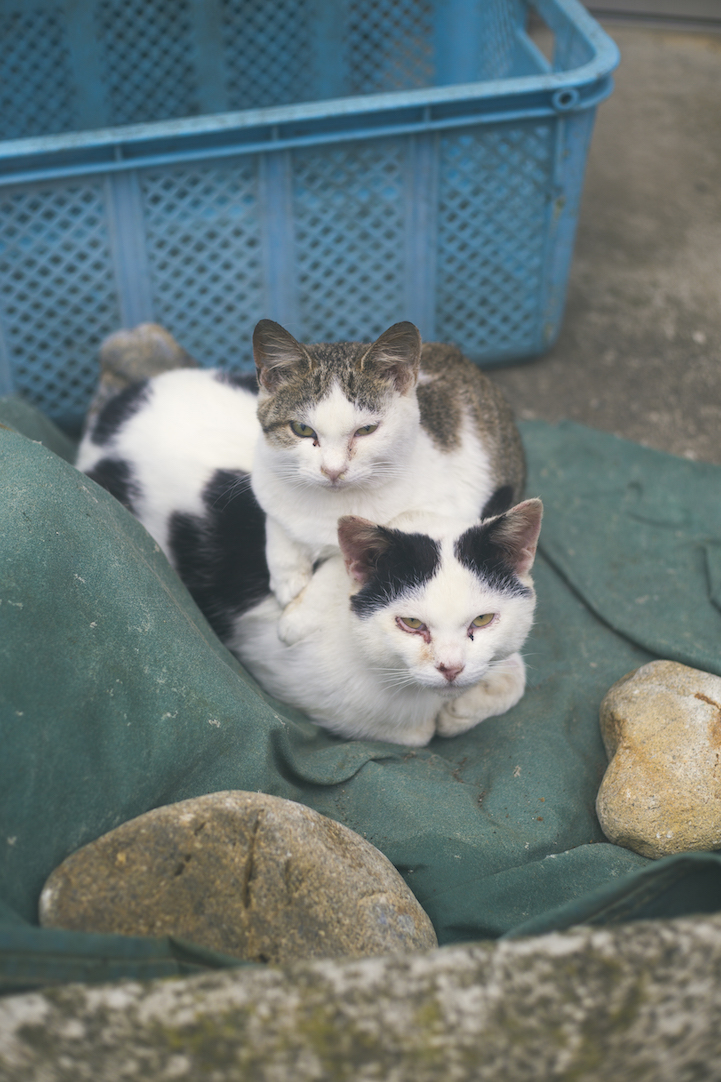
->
<box><xmin>84</xmin><ymin>323</ymin><xmax>197</xmax><ymax>434</ymax></box>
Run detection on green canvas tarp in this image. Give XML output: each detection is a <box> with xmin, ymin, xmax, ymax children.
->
<box><xmin>2</xmin><ymin>398</ymin><xmax>721</xmax><ymax>994</ymax></box>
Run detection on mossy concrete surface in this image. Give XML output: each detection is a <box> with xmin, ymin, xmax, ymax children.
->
<box><xmin>2</xmin><ymin>914</ymin><xmax>721</xmax><ymax>1081</ymax></box>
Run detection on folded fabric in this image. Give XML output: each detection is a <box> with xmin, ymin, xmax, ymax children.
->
<box><xmin>1</xmin><ymin>401</ymin><xmax>720</xmax><ymax>990</ymax></box>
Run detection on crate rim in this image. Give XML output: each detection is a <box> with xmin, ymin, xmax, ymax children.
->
<box><xmin>0</xmin><ymin>0</ymin><xmax>619</xmax><ymax>186</ymax></box>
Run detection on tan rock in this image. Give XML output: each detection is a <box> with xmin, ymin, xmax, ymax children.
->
<box><xmin>39</xmin><ymin>791</ymin><xmax>437</xmax><ymax>964</ymax></box>
<box><xmin>596</xmin><ymin>660</ymin><xmax>721</xmax><ymax>859</ymax></box>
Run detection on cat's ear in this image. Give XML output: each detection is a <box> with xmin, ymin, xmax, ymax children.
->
<box><xmin>486</xmin><ymin>498</ymin><xmax>543</xmax><ymax>576</ymax></box>
<box><xmin>337</xmin><ymin>516</ymin><xmax>393</xmax><ymax>584</ymax></box>
<box><xmin>359</xmin><ymin>322</ymin><xmax>421</xmax><ymax>394</ymax></box>
<box><xmin>253</xmin><ymin>320</ymin><xmax>313</xmax><ymax>392</ymax></box>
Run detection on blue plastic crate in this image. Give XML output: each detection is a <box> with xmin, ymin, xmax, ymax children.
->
<box><xmin>0</xmin><ymin>0</ymin><xmax>618</xmax><ymax>431</ymax></box>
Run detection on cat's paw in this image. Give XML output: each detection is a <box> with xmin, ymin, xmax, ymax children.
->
<box><xmin>277</xmin><ymin>589</ymin><xmax>320</xmax><ymax>645</ymax></box>
<box><xmin>436</xmin><ymin>654</ymin><xmax>526</xmax><ymax>738</ymax></box>
<box><xmin>270</xmin><ymin>566</ymin><xmax>313</xmax><ymax>610</ymax></box>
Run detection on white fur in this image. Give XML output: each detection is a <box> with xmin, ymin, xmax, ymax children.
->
<box><xmin>76</xmin><ymin>369</ymin><xmax>258</xmax><ymax>556</ymax></box>
<box><xmin>229</xmin><ymin>513</ymin><xmax>535</xmax><ymax>747</ymax></box>
<box><xmin>252</xmin><ymin>380</ymin><xmax>495</xmax><ymax>610</ymax></box>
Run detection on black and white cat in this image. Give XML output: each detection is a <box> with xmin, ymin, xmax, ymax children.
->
<box><xmin>231</xmin><ymin>501</ymin><xmax>542</xmax><ymax>745</ymax></box>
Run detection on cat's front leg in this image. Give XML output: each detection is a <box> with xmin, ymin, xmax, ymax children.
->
<box><xmin>276</xmin><ymin>553</ymin><xmax>336</xmax><ymax>645</ymax></box>
<box><xmin>265</xmin><ymin>517</ymin><xmax>314</xmax><ymax>610</ymax></box>
<box><xmin>276</xmin><ymin>584</ymin><xmax>320</xmax><ymax>645</ymax></box>
<box><xmin>435</xmin><ymin>653</ymin><xmax>526</xmax><ymax>738</ymax></box>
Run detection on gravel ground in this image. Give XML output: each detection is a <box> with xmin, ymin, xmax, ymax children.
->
<box><xmin>491</xmin><ymin>23</ymin><xmax>721</xmax><ymax>465</ymax></box>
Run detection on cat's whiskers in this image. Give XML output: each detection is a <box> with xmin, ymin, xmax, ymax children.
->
<box><xmin>206</xmin><ymin>474</ymin><xmax>253</xmax><ymax>510</ymax></box>
<box><xmin>368</xmin><ymin>666</ymin><xmax>424</xmax><ymax>694</ymax></box>
<box><xmin>373</xmin><ymin>676</ymin><xmax>431</xmax><ymax>704</ymax></box>
<box><xmin>483</xmin><ymin>656</ymin><xmax>523</xmax><ymax>679</ymax></box>
<box><xmin>274</xmin><ymin>466</ymin><xmax>322</xmax><ymax>491</ymax></box>
<box><xmin>288</xmin><ymin>476</ymin><xmax>323</xmax><ymax>491</ymax></box>
<box><xmin>361</xmin><ymin>461</ymin><xmax>407</xmax><ymax>480</ymax></box>
<box><xmin>270</xmin><ymin>454</ymin><xmax>408</xmax><ymax>495</ymax></box>
<box><xmin>368</xmin><ymin>665</ymin><xmax>411</xmax><ymax>680</ymax></box>
<box><xmin>348</xmin><ymin>472</ymin><xmax>404</xmax><ymax>494</ymax></box>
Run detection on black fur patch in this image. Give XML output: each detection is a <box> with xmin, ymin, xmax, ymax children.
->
<box><xmin>85</xmin><ymin>458</ymin><xmax>139</xmax><ymax>513</ymax></box>
<box><xmin>168</xmin><ymin>469</ymin><xmax>269</xmax><ymax>642</ymax></box>
<box><xmin>90</xmin><ymin>381</ymin><xmax>150</xmax><ymax>446</ymax></box>
<box><xmin>481</xmin><ymin>485</ymin><xmax>515</xmax><ymax>519</ymax></box>
<box><xmin>454</xmin><ymin>520</ymin><xmax>532</xmax><ymax>598</ymax></box>
<box><xmin>350</xmin><ymin>530</ymin><xmax>440</xmax><ymax>618</ymax></box>
<box><xmin>214</xmin><ymin>370</ymin><xmax>259</xmax><ymax>393</ymax></box>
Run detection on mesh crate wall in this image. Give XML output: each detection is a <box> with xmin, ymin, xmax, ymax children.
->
<box><xmin>0</xmin><ymin>0</ymin><xmax>618</xmax><ymax>430</ymax></box>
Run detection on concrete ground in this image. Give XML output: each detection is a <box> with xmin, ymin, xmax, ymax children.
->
<box><xmin>491</xmin><ymin>22</ymin><xmax>721</xmax><ymax>464</ymax></box>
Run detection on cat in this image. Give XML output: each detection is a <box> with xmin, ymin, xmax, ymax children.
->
<box><xmin>250</xmin><ymin>320</ymin><xmax>526</xmax><ymax>623</ymax></box>
<box><xmin>228</xmin><ymin>499</ymin><xmax>542</xmax><ymax>745</ymax></box>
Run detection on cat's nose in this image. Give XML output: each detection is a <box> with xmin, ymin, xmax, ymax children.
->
<box><xmin>437</xmin><ymin>663</ymin><xmax>464</xmax><ymax>683</ymax></box>
<box><xmin>321</xmin><ymin>463</ymin><xmax>346</xmax><ymax>482</ymax></box>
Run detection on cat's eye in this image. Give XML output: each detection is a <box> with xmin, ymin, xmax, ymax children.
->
<box><xmin>471</xmin><ymin>614</ymin><xmax>495</xmax><ymax>628</ymax></box>
<box><xmin>290</xmin><ymin>420</ymin><xmax>316</xmax><ymax>439</ymax></box>
<box><xmin>355</xmin><ymin>423</ymin><xmax>378</xmax><ymax>437</ymax></box>
<box><xmin>398</xmin><ymin>617</ymin><xmax>426</xmax><ymax>632</ymax></box>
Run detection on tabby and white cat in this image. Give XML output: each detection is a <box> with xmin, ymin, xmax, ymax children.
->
<box><xmin>250</xmin><ymin>320</ymin><xmax>526</xmax><ymax>620</ymax></box>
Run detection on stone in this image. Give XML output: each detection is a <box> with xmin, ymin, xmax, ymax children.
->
<box><xmin>39</xmin><ymin>791</ymin><xmax>437</xmax><ymax>964</ymax></box>
<box><xmin>84</xmin><ymin>322</ymin><xmax>197</xmax><ymax>428</ymax></box>
<box><xmin>4</xmin><ymin>913</ymin><xmax>721</xmax><ymax>1081</ymax></box>
<box><xmin>596</xmin><ymin>660</ymin><xmax>721</xmax><ymax>859</ymax></box>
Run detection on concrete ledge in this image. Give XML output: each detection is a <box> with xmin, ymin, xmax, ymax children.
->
<box><xmin>2</xmin><ymin>914</ymin><xmax>721</xmax><ymax>1080</ymax></box>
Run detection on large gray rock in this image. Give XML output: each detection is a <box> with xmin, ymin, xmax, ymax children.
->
<box><xmin>596</xmin><ymin>660</ymin><xmax>721</xmax><ymax>858</ymax></box>
<box><xmin>39</xmin><ymin>791</ymin><xmax>437</xmax><ymax>963</ymax></box>
<box><xmin>2</xmin><ymin>914</ymin><xmax>721</xmax><ymax>1081</ymax></box>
